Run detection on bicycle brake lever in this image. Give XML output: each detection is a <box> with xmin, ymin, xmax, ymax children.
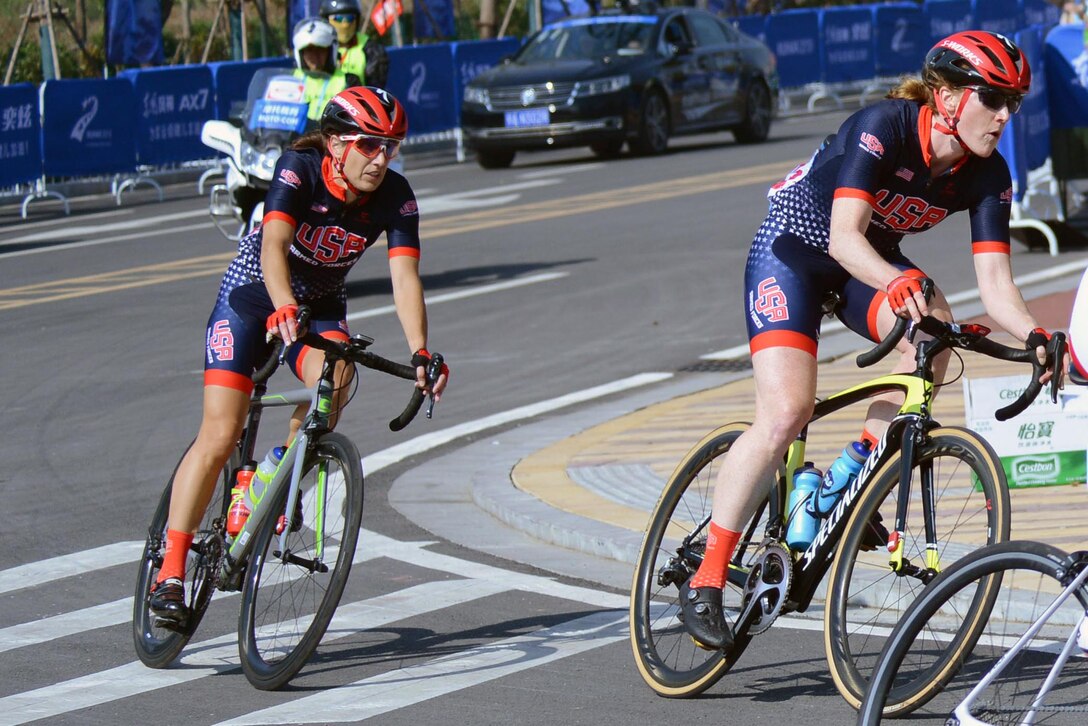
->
<box><xmin>424</xmin><ymin>354</ymin><xmax>444</xmax><ymax>420</ymax></box>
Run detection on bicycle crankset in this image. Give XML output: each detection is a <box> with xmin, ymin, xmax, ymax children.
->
<box><xmin>738</xmin><ymin>541</ymin><xmax>793</xmax><ymax>635</ymax></box>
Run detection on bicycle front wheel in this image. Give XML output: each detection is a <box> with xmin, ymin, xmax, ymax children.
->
<box><xmin>630</xmin><ymin>422</ymin><xmax>779</xmax><ymax>697</ymax></box>
<box><xmin>859</xmin><ymin>540</ymin><xmax>1088</xmax><ymax>724</ymax></box>
<box><xmin>825</xmin><ymin>426</ymin><xmax>1010</xmax><ymax>709</ymax></box>
<box><xmin>133</xmin><ymin>442</ymin><xmax>234</xmax><ymax>668</ymax></box>
<box><xmin>238</xmin><ymin>431</ymin><xmax>363</xmax><ymax>690</ymax></box>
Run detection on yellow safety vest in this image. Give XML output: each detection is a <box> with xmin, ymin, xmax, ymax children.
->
<box><xmin>338</xmin><ymin>33</ymin><xmax>368</xmax><ymax>83</ymax></box>
<box><xmin>294</xmin><ymin>69</ymin><xmax>348</xmax><ymax>121</ymax></box>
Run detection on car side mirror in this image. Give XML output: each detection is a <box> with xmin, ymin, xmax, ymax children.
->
<box><xmin>670</xmin><ymin>40</ymin><xmax>694</xmax><ymax>57</ymax></box>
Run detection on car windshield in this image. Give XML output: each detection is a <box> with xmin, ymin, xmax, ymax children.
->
<box><xmin>518</xmin><ymin>17</ymin><xmax>657</xmax><ymax>62</ymax></box>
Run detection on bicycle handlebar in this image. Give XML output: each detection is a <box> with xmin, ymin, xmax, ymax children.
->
<box><xmin>251</xmin><ymin>305</ymin><xmax>439</xmax><ymax>431</ymax></box>
<box><xmin>854</xmin><ymin>278</ymin><xmax>1067</xmax><ymax>422</ymax></box>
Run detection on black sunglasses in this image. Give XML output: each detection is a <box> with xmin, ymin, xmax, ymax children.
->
<box><xmin>968</xmin><ymin>86</ymin><xmax>1023</xmax><ymax>114</ymax></box>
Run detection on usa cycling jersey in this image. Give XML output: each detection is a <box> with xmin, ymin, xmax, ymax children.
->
<box><xmin>203</xmin><ymin>146</ymin><xmax>421</xmax><ymax>393</ymax></box>
<box><xmin>744</xmin><ymin>98</ymin><xmax>1014</xmax><ymax>356</ymax></box>
<box><xmin>215</xmin><ymin>146</ymin><xmax>421</xmax><ymax>306</ymax></box>
<box><xmin>766</xmin><ymin>98</ymin><xmax>1013</xmax><ymax>256</ymax></box>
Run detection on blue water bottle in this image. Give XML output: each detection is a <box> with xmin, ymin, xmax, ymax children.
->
<box><xmin>812</xmin><ymin>441</ymin><xmax>871</xmax><ymax>517</ymax></box>
<box><xmin>246</xmin><ymin>445</ymin><xmax>286</xmax><ymax>512</ymax></box>
<box><xmin>786</xmin><ymin>464</ymin><xmax>823</xmax><ymax>550</ymax></box>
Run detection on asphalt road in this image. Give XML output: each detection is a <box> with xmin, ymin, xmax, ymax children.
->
<box><xmin>2</xmin><ymin>110</ymin><xmax>1086</xmax><ymax>725</ymax></box>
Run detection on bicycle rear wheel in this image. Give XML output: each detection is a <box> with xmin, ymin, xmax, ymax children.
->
<box><xmin>238</xmin><ymin>431</ymin><xmax>363</xmax><ymax>690</ymax></box>
<box><xmin>824</xmin><ymin>426</ymin><xmax>1010</xmax><ymax>709</ymax></box>
<box><xmin>859</xmin><ymin>540</ymin><xmax>1088</xmax><ymax>725</ymax></box>
<box><xmin>630</xmin><ymin>422</ymin><xmax>780</xmax><ymax>697</ymax></box>
<box><xmin>132</xmin><ymin>442</ymin><xmax>235</xmax><ymax>668</ymax></box>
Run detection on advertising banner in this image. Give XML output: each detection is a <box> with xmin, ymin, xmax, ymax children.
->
<box><xmin>923</xmin><ymin>0</ymin><xmax>972</xmax><ymax>47</ymax></box>
<box><xmin>873</xmin><ymin>3</ymin><xmax>927</xmax><ymax>77</ymax></box>
<box><xmin>451</xmin><ymin>38</ymin><xmax>522</xmax><ymax>112</ymax></box>
<box><xmin>0</xmin><ymin>83</ymin><xmax>42</xmax><ymax>187</ymax></box>
<box><xmin>766</xmin><ymin>9</ymin><xmax>821</xmax><ymax>88</ymax></box>
<box><xmin>210</xmin><ymin>58</ymin><xmax>294</xmax><ymax>121</ymax></box>
<box><xmin>965</xmin><ymin>374</ymin><xmax>1088</xmax><ymax>488</ymax></box>
<box><xmin>972</xmin><ymin>0</ymin><xmax>1021</xmax><ymax>37</ymax></box>
<box><xmin>121</xmin><ymin>65</ymin><xmax>217</xmax><ymax>165</ymax></box>
<box><xmin>819</xmin><ymin>7</ymin><xmax>874</xmax><ymax>84</ymax></box>
<box><xmin>41</xmin><ymin>79</ymin><xmax>137</xmax><ymax>177</ymax></box>
<box><xmin>386</xmin><ymin>44</ymin><xmax>457</xmax><ymax>135</ymax></box>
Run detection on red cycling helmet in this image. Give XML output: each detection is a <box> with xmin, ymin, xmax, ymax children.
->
<box><xmin>925</xmin><ymin>31</ymin><xmax>1031</xmax><ymax>94</ymax></box>
<box><xmin>321</xmin><ymin>86</ymin><xmax>408</xmax><ymax>140</ymax></box>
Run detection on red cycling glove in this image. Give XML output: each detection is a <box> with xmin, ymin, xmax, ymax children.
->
<box><xmin>1025</xmin><ymin>327</ymin><xmax>1051</xmax><ymax>350</ymax></box>
<box><xmin>411</xmin><ymin>348</ymin><xmax>450</xmax><ymax>379</ymax></box>
<box><xmin>886</xmin><ymin>276</ymin><xmax>923</xmax><ymax>311</ymax></box>
<box><xmin>265</xmin><ymin>304</ymin><xmax>298</xmax><ymax>342</ymax></box>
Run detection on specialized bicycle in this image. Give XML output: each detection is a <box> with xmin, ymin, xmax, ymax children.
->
<box><xmin>132</xmin><ymin>308</ymin><xmax>443</xmax><ymax>690</ymax></box>
<box><xmin>630</xmin><ymin>280</ymin><xmax>1066</xmax><ymax>709</ymax></box>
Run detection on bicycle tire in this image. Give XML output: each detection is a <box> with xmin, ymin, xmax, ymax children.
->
<box><xmin>238</xmin><ymin>431</ymin><xmax>363</xmax><ymax>690</ymax></box>
<box><xmin>630</xmin><ymin>422</ymin><xmax>780</xmax><ymax>697</ymax></box>
<box><xmin>132</xmin><ymin>442</ymin><xmax>235</xmax><ymax>668</ymax></box>
<box><xmin>824</xmin><ymin>426</ymin><xmax>1010</xmax><ymax>709</ymax></box>
<box><xmin>859</xmin><ymin>540</ymin><xmax>1088</xmax><ymax>724</ymax></box>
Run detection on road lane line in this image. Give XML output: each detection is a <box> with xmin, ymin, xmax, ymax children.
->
<box><xmin>0</xmin><ymin>541</ymin><xmax>145</xmax><ymax>596</ymax></box>
<box><xmin>0</xmin><ymin>222</ymin><xmax>216</xmax><ymax>261</ymax></box>
<box><xmin>0</xmin><ymin>209</ymin><xmax>210</xmax><ymax>246</ymax></box>
<box><xmin>346</xmin><ymin>271</ymin><xmax>568</xmax><ymax>321</ymax></box>
<box><xmin>215</xmin><ymin>610</ymin><xmax>628</xmax><ymax>725</ymax></box>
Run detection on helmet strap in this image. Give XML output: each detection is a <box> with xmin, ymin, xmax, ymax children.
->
<box><xmin>933</xmin><ymin>87</ymin><xmax>971</xmax><ymax>154</ymax></box>
<box><xmin>327</xmin><ymin>137</ymin><xmax>365</xmax><ymax>198</ymax></box>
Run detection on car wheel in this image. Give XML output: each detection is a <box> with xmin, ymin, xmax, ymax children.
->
<box><xmin>733</xmin><ymin>81</ymin><xmax>772</xmax><ymax>144</ymax></box>
<box><xmin>630</xmin><ymin>90</ymin><xmax>669</xmax><ymax>156</ymax></box>
<box><xmin>590</xmin><ymin>139</ymin><xmax>625</xmax><ymax>158</ymax></box>
<box><xmin>477</xmin><ymin>149</ymin><xmax>515</xmax><ymax>169</ymax></box>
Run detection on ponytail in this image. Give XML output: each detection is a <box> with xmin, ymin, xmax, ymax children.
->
<box><xmin>886</xmin><ymin>76</ymin><xmax>935</xmax><ymax>109</ymax></box>
<box><xmin>291</xmin><ymin>130</ymin><xmax>327</xmax><ymax>152</ymax></box>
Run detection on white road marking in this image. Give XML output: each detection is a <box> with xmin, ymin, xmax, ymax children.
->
<box><xmin>0</xmin><ymin>208</ymin><xmax>132</xmax><ymax>233</ymax></box>
<box><xmin>0</xmin><ymin>222</ymin><xmax>215</xmax><ymax>259</ymax></box>
<box><xmin>0</xmin><ymin>541</ymin><xmax>145</xmax><ymax>596</ymax></box>
<box><xmin>345</xmin><ymin>271</ymin><xmax>568</xmax><ymax>322</ymax></box>
<box><xmin>518</xmin><ymin>163</ymin><xmax>605</xmax><ymax>179</ymax></box>
<box><xmin>215</xmin><ymin>610</ymin><xmax>627</xmax><ymax>725</ymax></box>
<box><xmin>0</xmin><ymin>209</ymin><xmax>210</xmax><ymax>246</ymax></box>
<box><xmin>415</xmin><ymin>179</ymin><xmax>561</xmax><ymax>215</ymax></box>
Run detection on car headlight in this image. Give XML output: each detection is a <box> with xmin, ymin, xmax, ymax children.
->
<box><xmin>464</xmin><ymin>85</ymin><xmax>490</xmax><ymax>105</ymax></box>
<box><xmin>573</xmin><ymin>74</ymin><xmax>631</xmax><ymax>97</ymax></box>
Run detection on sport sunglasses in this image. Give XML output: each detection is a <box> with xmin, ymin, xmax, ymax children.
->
<box><xmin>329</xmin><ymin>13</ymin><xmax>358</xmax><ymax>23</ymax></box>
<box><xmin>967</xmin><ymin>86</ymin><xmax>1024</xmax><ymax>114</ymax></box>
<box><xmin>338</xmin><ymin>133</ymin><xmax>400</xmax><ymax>160</ymax></box>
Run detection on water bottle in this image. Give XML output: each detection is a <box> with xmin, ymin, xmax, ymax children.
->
<box><xmin>246</xmin><ymin>445</ymin><xmax>286</xmax><ymax>512</ymax></box>
<box><xmin>811</xmin><ymin>441</ymin><xmax>871</xmax><ymax>517</ymax></box>
<box><xmin>786</xmin><ymin>464</ymin><xmax>823</xmax><ymax>550</ymax></box>
<box><xmin>227</xmin><ymin>464</ymin><xmax>257</xmax><ymax>537</ymax></box>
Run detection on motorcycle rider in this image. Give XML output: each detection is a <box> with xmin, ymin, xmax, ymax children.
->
<box><xmin>321</xmin><ymin>0</ymin><xmax>390</xmax><ymax>89</ymax></box>
<box><xmin>292</xmin><ymin>17</ymin><xmax>352</xmax><ymax>123</ymax></box>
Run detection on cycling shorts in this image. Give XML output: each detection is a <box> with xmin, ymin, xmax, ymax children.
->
<box><xmin>203</xmin><ymin>282</ymin><xmax>349</xmax><ymax>394</ymax></box>
<box><xmin>743</xmin><ymin>216</ymin><xmax>924</xmax><ymax>357</ymax></box>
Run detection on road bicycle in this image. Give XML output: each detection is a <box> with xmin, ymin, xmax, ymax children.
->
<box><xmin>630</xmin><ymin>280</ymin><xmax>1066</xmax><ymax>710</ymax></box>
<box><xmin>858</xmin><ymin>540</ymin><xmax>1088</xmax><ymax>725</ymax></box>
<box><xmin>132</xmin><ymin>310</ymin><xmax>443</xmax><ymax>690</ymax></box>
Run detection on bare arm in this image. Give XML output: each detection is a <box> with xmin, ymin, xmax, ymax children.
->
<box><xmin>389</xmin><ymin>254</ymin><xmax>448</xmax><ymax>397</ymax></box>
<box><xmin>260</xmin><ymin>219</ymin><xmax>299</xmax><ymax>341</ymax></box>
<box><xmin>975</xmin><ymin>251</ymin><xmax>1057</xmax><ymax>382</ymax></box>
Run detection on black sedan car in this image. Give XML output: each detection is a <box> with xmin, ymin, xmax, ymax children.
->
<box><xmin>461</xmin><ymin>7</ymin><xmax>778</xmax><ymax>169</ymax></box>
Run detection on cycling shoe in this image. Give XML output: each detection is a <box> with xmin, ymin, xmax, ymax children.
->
<box><xmin>149</xmin><ymin>577</ymin><xmax>189</xmax><ymax>630</ymax></box>
<box><xmin>679</xmin><ymin>579</ymin><xmax>733</xmax><ymax>651</ymax></box>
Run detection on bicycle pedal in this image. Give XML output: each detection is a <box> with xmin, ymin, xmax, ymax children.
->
<box><xmin>152</xmin><ymin>615</ymin><xmax>188</xmax><ymax>633</ymax></box>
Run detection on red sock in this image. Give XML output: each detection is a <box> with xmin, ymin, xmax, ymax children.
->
<box><xmin>690</xmin><ymin>522</ymin><xmax>742</xmax><ymax>590</ymax></box>
<box><xmin>157</xmin><ymin>529</ymin><xmax>194</xmax><ymax>584</ymax></box>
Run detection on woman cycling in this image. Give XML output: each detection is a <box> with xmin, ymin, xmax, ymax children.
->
<box><xmin>149</xmin><ymin>87</ymin><xmax>449</xmax><ymax>627</ymax></box>
<box><xmin>680</xmin><ymin>31</ymin><xmax>1060</xmax><ymax>651</ymax></box>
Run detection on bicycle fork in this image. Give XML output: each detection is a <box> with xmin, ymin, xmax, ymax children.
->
<box><xmin>887</xmin><ymin>415</ymin><xmax>939</xmax><ymax>579</ymax></box>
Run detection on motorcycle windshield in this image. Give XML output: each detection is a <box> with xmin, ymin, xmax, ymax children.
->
<box><xmin>241</xmin><ymin>68</ymin><xmax>310</xmax><ymax>148</ymax></box>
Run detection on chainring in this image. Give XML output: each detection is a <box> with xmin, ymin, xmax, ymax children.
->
<box><xmin>740</xmin><ymin>541</ymin><xmax>793</xmax><ymax>635</ymax></box>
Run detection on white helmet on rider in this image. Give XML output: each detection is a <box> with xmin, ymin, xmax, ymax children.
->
<box><xmin>292</xmin><ymin>17</ymin><xmax>338</xmax><ymax>74</ymax></box>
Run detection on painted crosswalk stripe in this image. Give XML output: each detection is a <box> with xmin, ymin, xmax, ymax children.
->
<box><xmin>216</xmin><ymin>609</ymin><xmax>628</xmax><ymax>724</ymax></box>
<box><xmin>0</xmin><ymin>541</ymin><xmax>144</xmax><ymax>596</ymax></box>
<box><xmin>0</xmin><ymin>578</ymin><xmax>503</xmax><ymax>725</ymax></box>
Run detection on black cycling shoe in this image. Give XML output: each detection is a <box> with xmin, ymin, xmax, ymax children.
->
<box><xmin>859</xmin><ymin>511</ymin><xmax>890</xmax><ymax>552</ymax></box>
<box><xmin>149</xmin><ymin>577</ymin><xmax>189</xmax><ymax>630</ymax></box>
<box><xmin>679</xmin><ymin>579</ymin><xmax>733</xmax><ymax>651</ymax></box>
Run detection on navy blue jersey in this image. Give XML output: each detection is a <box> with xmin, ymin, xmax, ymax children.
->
<box><xmin>215</xmin><ymin>146</ymin><xmax>421</xmax><ymax>306</ymax></box>
<box><xmin>766</xmin><ymin>99</ymin><xmax>1014</xmax><ymax>257</ymax></box>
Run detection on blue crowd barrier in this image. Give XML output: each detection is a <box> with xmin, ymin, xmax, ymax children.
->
<box><xmin>1022</xmin><ymin>0</ymin><xmax>1061</xmax><ymax>28</ymax></box>
<box><xmin>973</xmin><ymin>0</ymin><xmax>1021</xmax><ymax>37</ymax></box>
<box><xmin>923</xmin><ymin>0</ymin><xmax>973</xmax><ymax>46</ymax></box>
<box><xmin>1044</xmin><ymin>23</ymin><xmax>1088</xmax><ymax>129</ymax></box>
<box><xmin>120</xmin><ymin>65</ymin><xmax>217</xmax><ymax>165</ymax></box>
<box><xmin>0</xmin><ymin>83</ymin><xmax>42</xmax><ymax>188</ymax></box>
<box><xmin>820</xmin><ymin>6</ymin><xmax>875</xmax><ymax>85</ymax></box>
<box><xmin>451</xmin><ymin>38</ymin><xmax>523</xmax><ymax>113</ymax></box>
<box><xmin>999</xmin><ymin>25</ymin><xmax>1048</xmax><ymax>194</ymax></box>
<box><xmin>209</xmin><ymin>57</ymin><xmax>292</xmax><ymax>121</ymax></box>
<box><xmin>873</xmin><ymin>3</ymin><xmax>928</xmax><ymax>77</ymax></box>
<box><xmin>766</xmin><ymin>9</ymin><xmax>822</xmax><ymax>88</ymax></box>
<box><xmin>41</xmin><ymin>78</ymin><xmax>137</xmax><ymax>177</ymax></box>
<box><xmin>387</xmin><ymin>44</ymin><xmax>458</xmax><ymax>136</ymax></box>
<box><xmin>734</xmin><ymin>14</ymin><xmax>766</xmax><ymax>44</ymax></box>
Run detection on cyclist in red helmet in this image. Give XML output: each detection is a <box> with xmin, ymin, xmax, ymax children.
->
<box><xmin>147</xmin><ymin>87</ymin><xmax>448</xmax><ymax>627</ymax></box>
<box><xmin>679</xmin><ymin>31</ymin><xmax>1061</xmax><ymax>651</ymax></box>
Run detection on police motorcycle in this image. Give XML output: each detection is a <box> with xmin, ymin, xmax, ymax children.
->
<box><xmin>200</xmin><ymin>67</ymin><xmax>310</xmax><ymax>241</ymax></box>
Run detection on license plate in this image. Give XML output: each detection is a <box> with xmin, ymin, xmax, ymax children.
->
<box><xmin>504</xmin><ymin>108</ymin><xmax>550</xmax><ymax>128</ymax></box>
